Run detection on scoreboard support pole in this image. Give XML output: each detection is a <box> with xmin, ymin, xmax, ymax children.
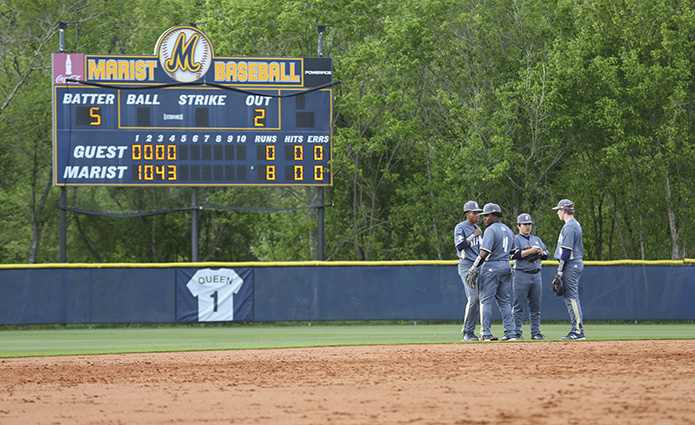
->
<box><xmin>317</xmin><ymin>25</ymin><xmax>327</xmax><ymax>261</ymax></box>
<box><xmin>60</xmin><ymin>188</ymin><xmax>67</xmax><ymax>263</ymax></box>
<box><xmin>318</xmin><ymin>187</ymin><xmax>324</xmax><ymax>261</ymax></box>
<box><xmin>59</xmin><ymin>22</ymin><xmax>68</xmax><ymax>263</ymax></box>
<box><xmin>192</xmin><ymin>188</ymin><xmax>199</xmax><ymax>262</ymax></box>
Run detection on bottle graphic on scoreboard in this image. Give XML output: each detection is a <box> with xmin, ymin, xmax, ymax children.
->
<box><xmin>65</xmin><ymin>55</ymin><xmax>72</xmax><ymax>75</ymax></box>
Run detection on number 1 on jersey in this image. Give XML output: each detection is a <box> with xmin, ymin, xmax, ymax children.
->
<box><xmin>210</xmin><ymin>290</ymin><xmax>218</xmax><ymax>312</ymax></box>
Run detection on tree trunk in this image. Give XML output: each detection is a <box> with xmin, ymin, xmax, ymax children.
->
<box><xmin>353</xmin><ymin>152</ymin><xmax>363</xmax><ymax>260</ymax></box>
<box><xmin>663</xmin><ymin>175</ymin><xmax>682</xmax><ymax>260</ymax></box>
<box><xmin>424</xmin><ymin>135</ymin><xmax>442</xmax><ymax>260</ymax></box>
<box><xmin>28</xmin><ymin>148</ymin><xmax>54</xmax><ymax>264</ymax></box>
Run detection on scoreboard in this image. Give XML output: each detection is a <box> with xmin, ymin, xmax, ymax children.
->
<box><xmin>52</xmin><ymin>26</ymin><xmax>334</xmax><ymax>187</ymax></box>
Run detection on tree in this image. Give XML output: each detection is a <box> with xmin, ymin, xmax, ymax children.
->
<box><xmin>548</xmin><ymin>0</ymin><xmax>695</xmax><ymax>259</ymax></box>
<box><xmin>3</xmin><ymin>0</ymin><xmax>695</xmax><ymax>263</ymax></box>
<box><xmin>0</xmin><ymin>0</ymin><xmax>104</xmax><ymax>262</ymax></box>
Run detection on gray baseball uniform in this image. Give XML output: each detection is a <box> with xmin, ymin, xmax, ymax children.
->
<box><xmin>554</xmin><ymin>217</ymin><xmax>584</xmax><ymax>334</ymax></box>
<box><xmin>455</xmin><ymin>219</ymin><xmax>481</xmax><ymax>335</ymax></box>
<box><xmin>511</xmin><ymin>233</ymin><xmax>548</xmax><ymax>337</ymax></box>
<box><xmin>478</xmin><ymin>221</ymin><xmax>516</xmax><ymax>338</ymax></box>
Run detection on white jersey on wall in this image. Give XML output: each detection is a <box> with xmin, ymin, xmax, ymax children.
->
<box><xmin>186</xmin><ymin>268</ymin><xmax>244</xmax><ymax>321</ymax></box>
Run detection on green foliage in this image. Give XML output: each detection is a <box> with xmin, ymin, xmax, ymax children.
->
<box><xmin>2</xmin><ymin>0</ymin><xmax>695</xmax><ymax>263</ymax></box>
<box><xmin>548</xmin><ymin>0</ymin><xmax>695</xmax><ymax>259</ymax></box>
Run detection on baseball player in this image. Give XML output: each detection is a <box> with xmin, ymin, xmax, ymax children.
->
<box><xmin>455</xmin><ymin>201</ymin><xmax>483</xmax><ymax>342</ymax></box>
<box><xmin>464</xmin><ymin>203</ymin><xmax>517</xmax><ymax>341</ymax></box>
<box><xmin>552</xmin><ymin>199</ymin><xmax>586</xmax><ymax>340</ymax></box>
<box><xmin>510</xmin><ymin>213</ymin><xmax>549</xmax><ymax>340</ymax></box>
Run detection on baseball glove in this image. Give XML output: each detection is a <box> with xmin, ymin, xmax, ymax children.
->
<box><xmin>551</xmin><ymin>274</ymin><xmax>564</xmax><ymax>296</ymax></box>
<box><xmin>525</xmin><ymin>252</ymin><xmax>541</xmax><ymax>262</ymax></box>
<box><xmin>463</xmin><ymin>267</ymin><xmax>478</xmax><ymax>289</ymax></box>
<box><xmin>522</xmin><ymin>246</ymin><xmax>541</xmax><ymax>262</ymax></box>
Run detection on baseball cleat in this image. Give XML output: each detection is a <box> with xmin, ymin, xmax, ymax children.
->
<box><xmin>531</xmin><ymin>334</ymin><xmax>547</xmax><ymax>340</ymax></box>
<box><xmin>560</xmin><ymin>331</ymin><xmax>586</xmax><ymax>341</ymax></box>
<box><xmin>462</xmin><ymin>332</ymin><xmax>479</xmax><ymax>342</ymax></box>
<box><xmin>500</xmin><ymin>335</ymin><xmax>519</xmax><ymax>341</ymax></box>
<box><xmin>479</xmin><ymin>334</ymin><xmax>494</xmax><ymax>342</ymax></box>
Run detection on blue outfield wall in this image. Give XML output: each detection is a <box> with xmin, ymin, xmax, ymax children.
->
<box><xmin>0</xmin><ymin>268</ymin><xmax>175</xmax><ymax>324</ymax></box>
<box><xmin>0</xmin><ymin>261</ymin><xmax>693</xmax><ymax>325</ymax></box>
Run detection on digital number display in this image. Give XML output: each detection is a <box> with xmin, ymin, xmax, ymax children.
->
<box><xmin>76</xmin><ymin>106</ymin><xmax>102</xmax><ymax>126</ymax></box>
<box><xmin>52</xmin><ymin>53</ymin><xmax>334</xmax><ymax>187</ymax></box>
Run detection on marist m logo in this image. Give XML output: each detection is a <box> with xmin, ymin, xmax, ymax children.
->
<box><xmin>164</xmin><ymin>32</ymin><xmax>202</xmax><ymax>73</ymax></box>
<box><xmin>157</xmin><ymin>25</ymin><xmax>213</xmax><ymax>83</ymax></box>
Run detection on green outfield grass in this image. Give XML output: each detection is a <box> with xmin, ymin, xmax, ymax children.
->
<box><xmin>1</xmin><ymin>322</ymin><xmax>694</xmax><ymax>358</ymax></box>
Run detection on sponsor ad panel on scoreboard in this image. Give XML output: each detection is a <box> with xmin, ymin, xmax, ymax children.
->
<box><xmin>52</xmin><ymin>25</ymin><xmax>334</xmax><ymax>187</ymax></box>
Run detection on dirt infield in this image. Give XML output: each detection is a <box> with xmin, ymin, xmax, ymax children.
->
<box><xmin>2</xmin><ymin>340</ymin><xmax>695</xmax><ymax>424</ymax></box>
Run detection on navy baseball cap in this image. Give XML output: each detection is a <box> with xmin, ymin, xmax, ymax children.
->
<box><xmin>463</xmin><ymin>201</ymin><xmax>483</xmax><ymax>213</ymax></box>
<box><xmin>552</xmin><ymin>199</ymin><xmax>575</xmax><ymax>211</ymax></box>
<box><xmin>517</xmin><ymin>213</ymin><xmax>533</xmax><ymax>224</ymax></box>
<box><xmin>481</xmin><ymin>203</ymin><xmax>502</xmax><ymax>215</ymax></box>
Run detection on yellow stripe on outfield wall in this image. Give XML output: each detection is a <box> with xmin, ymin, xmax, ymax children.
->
<box><xmin>0</xmin><ymin>259</ymin><xmax>692</xmax><ymax>269</ymax></box>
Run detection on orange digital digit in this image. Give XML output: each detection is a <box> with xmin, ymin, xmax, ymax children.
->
<box><xmin>294</xmin><ymin>165</ymin><xmax>303</xmax><ymax>180</ymax></box>
<box><xmin>167</xmin><ymin>165</ymin><xmax>177</xmax><ymax>180</ymax></box>
<box><xmin>266</xmin><ymin>165</ymin><xmax>275</xmax><ymax>180</ymax></box>
<box><xmin>254</xmin><ymin>108</ymin><xmax>266</xmax><ymax>127</ymax></box>
<box><xmin>89</xmin><ymin>107</ymin><xmax>101</xmax><ymax>126</ymax></box>
<box><xmin>294</xmin><ymin>146</ymin><xmax>303</xmax><ymax>161</ymax></box>
<box><xmin>167</xmin><ymin>145</ymin><xmax>177</xmax><ymax>160</ymax></box>
<box><xmin>155</xmin><ymin>165</ymin><xmax>166</xmax><ymax>180</ymax></box>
